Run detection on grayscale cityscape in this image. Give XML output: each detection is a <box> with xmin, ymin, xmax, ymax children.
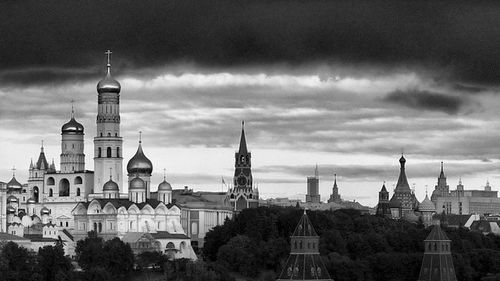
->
<box><xmin>1</xmin><ymin>1</ymin><xmax>500</xmax><ymax>281</ymax></box>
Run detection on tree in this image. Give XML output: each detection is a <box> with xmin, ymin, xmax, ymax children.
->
<box><xmin>36</xmin><ymin>244</ymin><xmax>72</xmax><ymax>281</ymax></box>
<box><xmin>75</xmin><ymin>231</ymin><xmax>105</xmax><ymax>271</ymax></box>
<box><xmin>0</xmin><ymin>241</ymin><xmax>34</xmax><ymax>281</ymax></box>
<box><xmin>102</xmin><ymin>238</ymin><xmax>134</xmax><ymax>279</ymax></box>
<box><xmin>217</xmin><ymin>235</ymin><xmax>260</xmax><ymax>277</ymax></box>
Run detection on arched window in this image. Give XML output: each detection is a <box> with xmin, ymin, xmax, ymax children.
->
<box><xmin>100</xmin><ymin>133</ymin><xmax>103</xmax><ymax>137</ymax></box>
<box><xmin>98</xmin><ymin>222</ymin><xmax>102</xmax><ymax>233</ymax></box>
<box><xmin>33</xmin><ymin>187</ymin><xmax>39</xmax><ymax>203</ymax></box>
<box><xmin>94</xmin><ymin>222</ymin><xmax>97</xmax><ymax>231</ymax></box>
<box><xmin>35</xmin><ymin>172</ymin><xmax>37</xmax><ymax>177</ymax></box>
<box><xmin>66</xmin><ymin>222</ymin><xmax>68</xmax><ymax>227</ymax></box>
<box><xmin>76</xmin><ymin>188</ymin><xmax>81</xmax><ymax>196</ymax></box>
<box><xmin>107</xmin><ymin>147</ymin><xmax>112</xmax><ymax>158</ymax></box>
<box><xmin>107</xmin><ymin>132</ymin><xmax>111</xmax><ymax>137</ymax></box>
<box><xmin>117</xmin><ymin>147</ymin><xmax>120</xmax><ymax>158</ymax></box>
<box><xmin>74</xmin><ymin>176</ymin><xmax>82</xmax><ymax>185</ymax></box>
<box><xmin>47</xmin><ymin>177</ymin><xmax>55</xmax><ymax>185</ymax></box>
<box><xmin>130</xmin><ymin>221</ymin><xmax>133</xmax><ymax>229</ymax></box>
<box><xmin>49</xmin><ymin>188</ymin><xmax>53</xmax><ymax>197</ymax></box>
<box><xmin>98</xmin><ymin>147</ymin><xmax>102</xmax><ymax>158</ymax></box>
<box><xmin>59</xmin><ymin>178</ymin><xmax>70</xmax><ymax>197</ymax></box>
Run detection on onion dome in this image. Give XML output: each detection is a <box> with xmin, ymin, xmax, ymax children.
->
<box><xmin>97</xmin><ymin>51</ymin><xmax>121</xmax><ymax>94</ymax></box>
<box><xmin>7</xmin><ymin>195</ymin><xmax>18</xmax><ymax>203</ymax></box>
<box><xmin>399</xmin><ymin>154</ymin><xmax>406</xmax><ymax>164</ymax></box>
<box><xmin>62</xmin><ymin>117</ymin><xmax>84</xmax><ymax>134</ymax></box>
<box><xmin>419</xmin><ymin>194</ymin><xmax>436</xmax><ymax>212</ymax></box>
<box><xmin>158</xmin><ymin>180</ymin><xmax>172</xmax><ymax>191</ymax></box>
<box><xmin>6</xmin><ymin>206</ymin><xmax>15</xmax><ymax>214</ymax></box>
<box><xmin>7</xmin><ymin>176</ymin><xmax>22</xmax><ymax>190</ymax></box>
<box><xmin>129</xmin><ymin>176</ymin><xmax>145</xmax><ymax>190</ymax></box>
<box><xmin>127</xmin><ymin>141</ymin><xmax>153</xmax><ymax>175</ymax></box>
<box><xmin>40</xmin><ymin>207</ymin><xmax>50</xmax><ymax>215</ymax></box>
<box><xmin>103</xmin><ymin>178</ymin><xmax>119</xmax><ymax>191</ymax></box>
<box><xmin>27</xmin><ymin>198</ymin><xmax>36</xmax><ymax>204</ymax></box>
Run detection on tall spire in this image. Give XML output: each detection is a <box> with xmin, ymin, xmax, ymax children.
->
<box><xmin>395</xmin><ymin>154</ymin><xmax>410</xmax><ymax>191</ymax></box>
<box><xmin>139</xmin><ymin>131</ymin><xmax>142</xmax><ymax>144</ymax></box>
<box><xmin>315</xmin><ymin>164</ymin><xmax>319</xmax><ymax>178</ymax></box>
<box><xmin>105</xmin><ymin>50</ymin><xmax>112</xmax><ymax>75</ymax></box>
<box><xmin>333</xmin><ymin>173</ymin><xmax>337</xmax><ymax>187</ymax></box>
<box><xmin>238</xmin><ymin>121</ymin><xmax>248</xmax><ymax>154</ymax></box>
<box><xmin>439</xmin><ymin>161</ymin><xmax>445</xmax><ymax>178</ymax></box>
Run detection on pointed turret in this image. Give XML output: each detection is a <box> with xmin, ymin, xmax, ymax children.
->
<box><xmin>395</xmin><ymin>154</ymin><xmax>410</xmax><ymax>192</ymax></box>
<box><xmin>277</xmin><ymin>210</ymin><xmax>333</xmax><ymax>281</ymax></box>
<box><xmin>29</xmin><ymin>159</ymin><xmax>34</xmax><ymax>170</ymax></box>
<box><xmin>376</xmin><ymin>182</ymin><xmax>391</xmax><ymax>217</ymax></box>
<box><xmin>36</xmin><ymin>144</ymin><xmax>49</xmax><ymax>170</ymax></box>
<box><xmin>432</xmin><ymin>161</ymin><xmax>450</xmax><ymax>201</ymax></box>
<box><xmin>238</xmin><ymin>121</ymin><xmax>248</xmax><ymax>154</ymax></box>
<box><xmin>328</xmin><ymin>174</ymin><xmax>341</xmax><ymax>203</ymax></box>
<box><xmin>417</xmin><ymin>225</ymin><xmax>457</xmax><ymax>281</ymax></box>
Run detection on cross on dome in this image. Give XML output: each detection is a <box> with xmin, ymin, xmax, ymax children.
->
<box><xmin>105</xmin><ymin>50</ymin><xmax>112</xmax><ymax>74</ymax></box>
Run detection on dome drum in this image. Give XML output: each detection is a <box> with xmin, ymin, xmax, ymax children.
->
<box><xmin>129</xmin><ymin>176</ymin><xmax>146</xmax><ymax>190</ymax></box>
<box><xmin>158</xmin><ymin>180</ymin><xmax>172</xmax><ymax>191</ymax></box>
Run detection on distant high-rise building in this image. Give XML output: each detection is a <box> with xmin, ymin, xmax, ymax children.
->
<box><xmin>227</xmin><ymin>121</ymin><xmax>259</xmax><ymax>211</ymax></box>
<box><xmin>306</xmin><ymin>165</ymin><xmax>320</xmax><ymax>204</ymax></box>
<box><xmin>417</xmin><ymin>224</ymin><xmax>457</xmax><ymax>281</ymax></box>
<box><xmin>327</xmin><ymin>174</ymin><xmax>341</xmax><ymax>203</ymax></box>
<box><xmin>431</xmin><ymin>162</ymin><xmax>449</xmax><ymax>201</ymax></box>
<box><xmin>276</xmin><ymin>209</ymin><xmax>332</xmax><ymax>281</ymax></box>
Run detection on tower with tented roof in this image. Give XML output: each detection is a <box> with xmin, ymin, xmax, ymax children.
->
<box><xmin>389</xmin><ymin>154</ymin><xmax>418</xmax><ymax>219</ymax></box>
<box><xmin>276</xmin><ymin>209</ymin><xmax>333</xmax><ymax>281</ymax></box>
<box><xmin>417</xmin><ymin>224</ymin><xmax>457</xmax><ymax>281</ymax></box>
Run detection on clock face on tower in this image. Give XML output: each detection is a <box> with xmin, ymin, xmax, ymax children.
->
<box><xmin>237</xmin><ymin>176</ymin><xmax>247</xmax><ymax>186</ymax></box>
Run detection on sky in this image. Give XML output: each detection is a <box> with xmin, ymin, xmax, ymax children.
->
<box><xmin>2</xmin><ymin>0</ymin><xmax>500</xmax><ymax>207</ymax></box>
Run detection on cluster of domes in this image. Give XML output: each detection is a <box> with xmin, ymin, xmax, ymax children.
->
<box><xmin>61</xmin><ymin>117</ymin><xmax>84</xmax><ymax>134</ymax></box>
<box><xmin>127</xmin><ymin>142</ymin><xmax>153</xmax><ymax>175</ymax></box>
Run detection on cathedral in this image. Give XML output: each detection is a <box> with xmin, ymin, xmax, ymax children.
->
<box><xmin>0</xmin><ymin>51</ymin><xmax>196</xmax><ymax>260</ymax></box>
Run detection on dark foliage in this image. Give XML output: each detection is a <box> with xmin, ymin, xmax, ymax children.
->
<box><xmin>203</xmin><ymin>206</ymin><xmax>500</xmax><ymax>281</ymax></box>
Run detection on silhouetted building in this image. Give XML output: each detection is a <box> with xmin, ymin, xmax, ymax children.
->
<box><xmin>376</xmin><ymin>183</ymin><xmax>391</xmax><ymax>217</ymax></box>
<box><xmin>417</xmin><ymin>225</ymin><xmax>457</xmax><ymax>281</ymax></box>
<box><xmin>276</xmin><ymin>210</ymin><xmax>332</xmax><ymax>281</ymax></box>
<box><xmin>389</xmin><ymin>154</ymin><xmax>419</xmax><ymax>219</ymax></box>
<box><xmin>327</xmin><ymin>174</ymin><xmax>341</xmax><ymax>203</ymax></box>
<box><xmin>306</xmin><ymin>166</ymin><xmax>320</xmax><ymax>204</ymax></box>
<box><xmin>227</xmin><ymin>121</ymin><xmax>259</xmax><ymax>211</ymax></box>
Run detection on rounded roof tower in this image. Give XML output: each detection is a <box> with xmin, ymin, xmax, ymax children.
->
<box><xmin>129</xmin><ymin>175</ymin><xmax>146</xmax><ymax>190</ymax></box>
<box><xmin>103</xmin><ymin>178</ymin><xmax>119</xmax><ymax>191</ymax></box>
<box><xmin>419</xmin><ymin>194</ymin><xmax>436</xmax><ymax>212</ymax></box>
<box><xmin>61</xmin><ymin>117</ymin><xmax>84</xmax><ymax>134</ymax></box>
<box><xmin>7</xmin><ymin>195</ymin><xmax>18</xmax><ymax>203</ymax></box>
<box><xmin>7</xmin><ymin>176</ymin><xmax>22</xmax><ymax>190</ymax></box>
<box><xmin>158</xmin><ymin>174</ymin><xmax>172</xmax><ymax>191</ymax></box>
<box><xmin>97</xmin><ymin>50</ymin><xmax>121</xmax><ymax>94</ymax></box>
<box><xmin>40</xmin><ymin>207</ymin><xmax>50</xmax><ymax>215</ymax></box>
<box><xmin>127</xmin><ymin>135</ymin><xmax>153</xmax><ymax>175</ymax></box>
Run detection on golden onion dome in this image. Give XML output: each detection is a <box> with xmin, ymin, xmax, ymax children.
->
<box><xmin>127</xmin><ymin>142</ymin><xmax>153</xmax><ymax>175</ymax></box>
<box><xmin>6</xmin><ymin>206</ymin><xmax>15</xmax><ymax>214</ymax></box>
<box><xmin>7</xmin><ymin>176</ymin><xmax>22</xmax><ymax>190</ymax></box>
<box><xmin>40</xmin><ymin>207</ymin><xmax>50</xmax><ymax>215</ymax></box>
<box><xmin>97</xmin><ymin>72</ymin><xmax>121</xmax><ymax>94</ymax></box>
<box><xmin>61</xmin><ymin>117</ymin><xmax>84</xmax><ymax>134</ymax></box>
<box><xmin>158</xmin><ymin>180</ymin><xmax>172</xmax><ymax>191</ymax></box>
<box><xmin>103</xmin><ymin>178</ymin><xmax>119</xmax><ymax>191</ymax></box>
<box><xmin>129</xmin><ymin>176</ymin><xmax>145</xmax><ymax>190</ymax></box>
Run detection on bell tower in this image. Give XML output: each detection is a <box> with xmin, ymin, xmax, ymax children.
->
<box><xmin>228</xmin><ymin>121</ymin><xmax>259</xmax><ymax>211</ymax></box>
<box><xmin>93</xmin><ymin>50</ymin><xmax>123</xmax><ymax>196</ymax></box>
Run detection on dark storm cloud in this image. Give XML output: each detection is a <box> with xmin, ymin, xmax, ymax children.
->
<box><xmin>383</xmin><ymin>89</ymin><xmax>465</xmax><ymax>114</ymax></box>
<box><xmin>3</xmin><ymin>0</ymin><xmax>500</xmax><ymax>85</ymax></box>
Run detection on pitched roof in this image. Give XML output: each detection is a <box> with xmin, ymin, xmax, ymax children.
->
<box><xmin>238</xmin><ymin>121</ymin><xmax>248</xmax><ymax>154</ymax></box>
<box><xmin>0</xmin><ymin>232</ymin><xmax>29</xmax><ymax>241</ymax></box>
<box><xmin>426</xmin><ymin>225</ymin><xmax>450</xmax><ymax>241</ymax></box>
<box><xmin>292</xmin><ymin>210</ymin><xmax>318</xmax><ymax>237</ymax></box>
<box><xmin>122</xmin><ymin>232</ymin><xmax>154</xmax><ymax>243</ymax></box>
<box><xmin>395</xmin><ymin>155</ymin><xmax>411</xmax><ymax>192</ymax></box>
<box><xmin>151</xmin><ymin>231</ymin><xmax>189</xmax><ymax>240</ymax></box>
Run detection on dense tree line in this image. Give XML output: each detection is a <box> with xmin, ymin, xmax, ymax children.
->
<box><xmin>203</xmin><ymin>206</ymin><xmax>500</xmax><ymax>281</ymax></box>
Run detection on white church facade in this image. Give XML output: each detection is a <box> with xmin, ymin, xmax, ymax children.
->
<box><xmin>0</xmin><ymin>51</ymin><xmax>196</xmax><ymax>260</ymax></box>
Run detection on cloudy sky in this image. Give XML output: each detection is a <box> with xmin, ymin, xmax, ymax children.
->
<box><xmin>2</xmin><ymin>0</ymin><xmax>500</xmax><ymax>206</ymax></box>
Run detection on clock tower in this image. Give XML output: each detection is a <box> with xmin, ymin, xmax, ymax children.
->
<box><xmin>228</xmin><ymin>121</ymin><xmax>259</xmax><ymax>211</ymax></box>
